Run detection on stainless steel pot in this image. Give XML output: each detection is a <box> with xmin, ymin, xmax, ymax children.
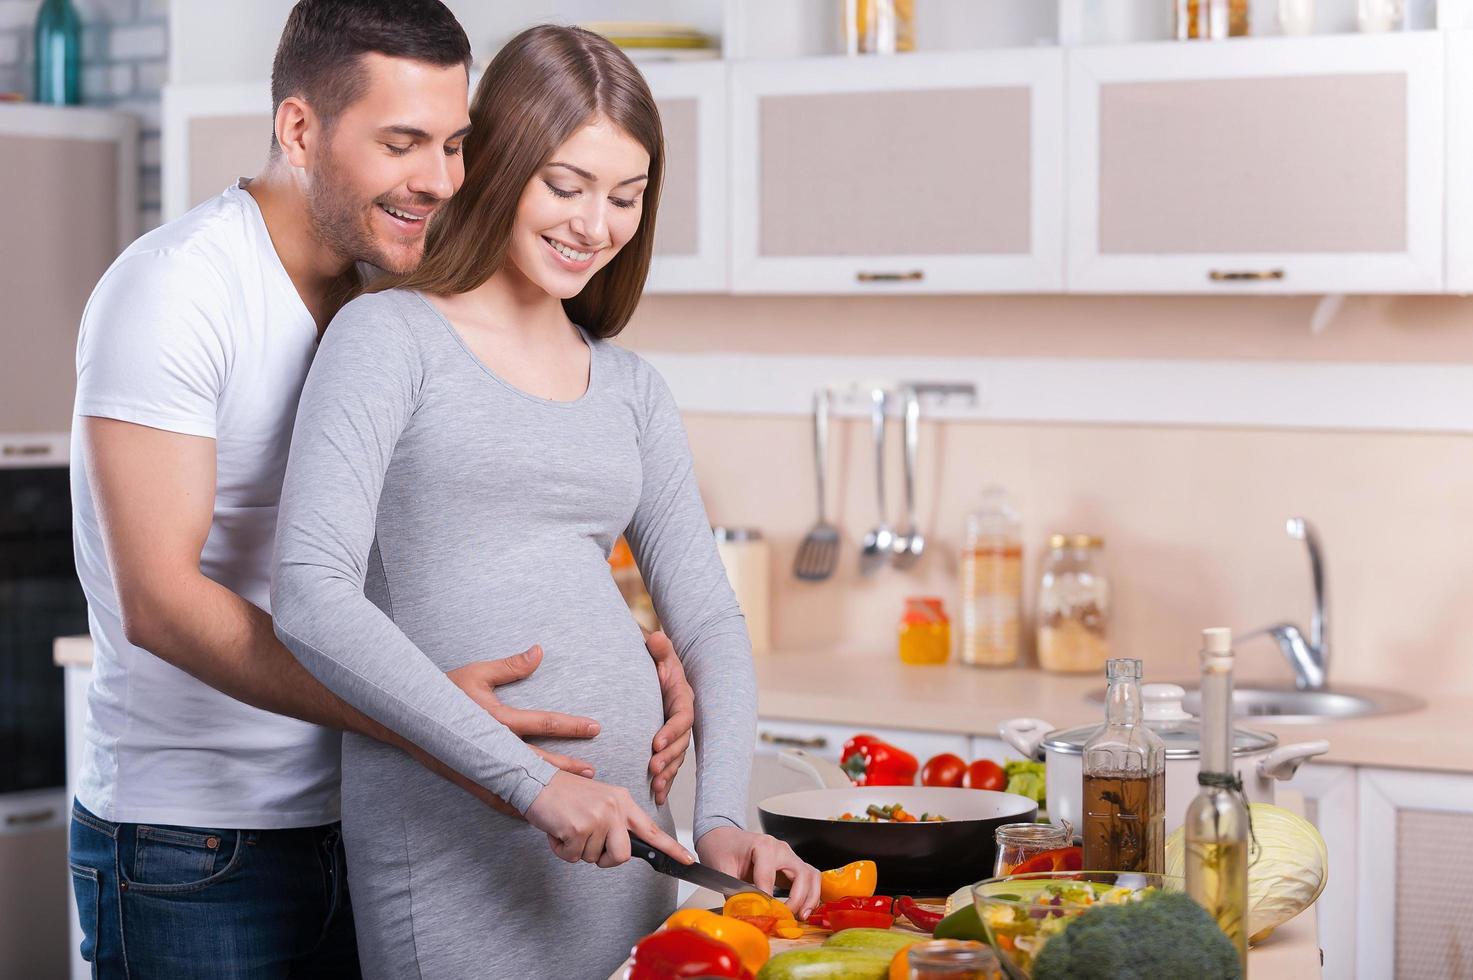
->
<box><xmin>1000</xmin><ymin>684</ymin><xmax>1328</xmax><ymax>834</ymax></box>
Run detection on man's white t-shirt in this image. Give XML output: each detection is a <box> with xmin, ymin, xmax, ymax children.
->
<box><xmin>71</xmin><ymin>181</ymin><xmax>341</xmax><ymax>828</ymax></box>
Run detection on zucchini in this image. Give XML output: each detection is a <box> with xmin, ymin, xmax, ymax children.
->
<box><xmin>754</xmin><ymin>948</ymin><xmax>892</xmax><ymax>980</ymax></box>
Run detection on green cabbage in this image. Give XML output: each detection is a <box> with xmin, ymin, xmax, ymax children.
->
<box><xmin>1165</xmin><ymin>802</ymin><xmax>1327</xmax><ymax>943</ymax></box>
<box><xmin>1004</xmin><ymin>759</ymin><xmax>1046</xmax><ymax>805</ymax></box>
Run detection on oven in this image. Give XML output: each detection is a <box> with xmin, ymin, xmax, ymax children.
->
<box><xmin>0</xmin><ymin>434</ymin><xmax>88</xmax><ymax>977</ymax></box>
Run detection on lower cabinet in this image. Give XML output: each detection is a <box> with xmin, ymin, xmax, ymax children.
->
<box><xmin>1355</xmin><ymin>768</ymin><xmax>1473</xmax><ymax>980</ymax></box>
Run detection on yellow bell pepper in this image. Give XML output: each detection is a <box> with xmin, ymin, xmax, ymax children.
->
<box><xmin>819</xmin><ymin>860</ymin><xmax>878</xmax><ymax>904</ymax></box>
<box><xmin>723</xmin><ymin>891</ymin><xmax>804</xmax><ymax>939</ymax></box>
<box><xmin>663</xmin><ymin>908</ymin><xmax>769</xmax><ymax>975</ymax></box>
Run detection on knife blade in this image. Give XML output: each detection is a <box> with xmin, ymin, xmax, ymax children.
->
<box><xmin>627</xmin><ymin>834</ymin><xmax>770</xmax><ymax>899</ymax></box>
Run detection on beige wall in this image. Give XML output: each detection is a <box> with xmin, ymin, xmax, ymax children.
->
<box><xmin>624</xmin><ymin>294</ymin><xmax>1473</xmax><ymax>695</ymax></box>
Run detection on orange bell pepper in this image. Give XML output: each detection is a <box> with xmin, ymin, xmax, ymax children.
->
<box><xmin>819</xmin><ymin>860</ymin><xmax>878</xmax><ymax>904</ymax></box>
<box><xmin>663</xmin><ymin>909</ymin><xmax>770</xmax><ymax>975</ymax></box>
<box><xmin>723</xmin><ymin>891</ymin><xmax>803</xmax><ymax>939</ymax></box>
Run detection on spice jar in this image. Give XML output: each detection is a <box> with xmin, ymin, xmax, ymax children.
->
<box><xmin>993</xmin><ymin>821</ymin><xmax>1074</xmax><ymax>876</ymax></box>
<box><xmin>1036</xmin><ymin>534</ymin><xmax>1110</xmax><ymax>673</ymax></box>
<box><xmin>898</xmin><ymin>597</ymin><xmax>950</xmax><ymax>665</ymax></box>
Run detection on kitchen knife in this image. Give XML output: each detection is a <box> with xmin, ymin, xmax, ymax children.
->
<box><xmin>627</xmin><ymin>834</ymin><xmax>770</xmax><ymax>899</ymax></box>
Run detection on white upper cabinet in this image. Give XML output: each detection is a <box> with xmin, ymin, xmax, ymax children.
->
<box><xmin>729</xmin><ymin>49</ymin><xmax>1065</xmax><ymax>293</ymax></box>
<box><xmin>642</xmin><ymin>61</ymin><xmax>729</xmax><ymax>293</ymax></box>
<box><xmin>1066</xmin><ymin>33</ymin><xmax>1446</xmax><ymax>294</ymax></box>
<box><xmin>1445</xmin><ymin>31</ymin><xmax>1473</xmax><ymax>293</ymax></box>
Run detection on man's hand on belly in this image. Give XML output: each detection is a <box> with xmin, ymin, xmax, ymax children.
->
<box><xmin>644</xmin><ymin>628</ymin><xmax>694</xmax><ymax>806</ymax></box>
<box><xmin>448</xmin><ymin>645</ymin><xmax>601</xmax><ymax>778</ymax></box>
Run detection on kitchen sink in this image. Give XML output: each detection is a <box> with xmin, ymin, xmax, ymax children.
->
<box><xmin>1087</xmin><ymin>683</ymin><xmax>1424</xmax><ymax>723</ymax></box>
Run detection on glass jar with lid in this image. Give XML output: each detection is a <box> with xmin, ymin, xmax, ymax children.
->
<box><xmin>1036</xmin><ymin>534</ymin><xmax>1110</xmax><ymax>674</ymax></box>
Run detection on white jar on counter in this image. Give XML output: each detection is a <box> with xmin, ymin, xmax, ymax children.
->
<box><xmin>714</xmin><ymin>527</ymin><xmax>771</xmax><ymax>655</ymax></box>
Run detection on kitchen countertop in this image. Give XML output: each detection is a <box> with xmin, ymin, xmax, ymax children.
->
<box><xmin>54</xmin><ymin>635</ymin><xmax>1323</xmax><ymax>975</ymax></box>
<box><xmin>753</xmin><ymin>651</ymin><xmax>1473</xmax><ymax>774</ymax></box>
<box><xmin>55</xmin><ymin>635</ymin><xmax>1471</xmax><ymax>772</ymax></box>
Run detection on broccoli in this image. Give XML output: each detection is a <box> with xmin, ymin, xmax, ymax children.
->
<box><xmin>1033</xmin><ymin>891</ymin><xmax>1243</xmax><ymax>980</ymax></box>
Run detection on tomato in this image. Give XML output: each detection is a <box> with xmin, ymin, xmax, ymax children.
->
<box><xmin>1010</xmin><ymin>846</ymin><xmax>1084</xmax><ymax>875</ymax></box>
<box><xmin>921</xmin><ymin>753</ymin><xmax>967</xmax><ymax>788</ymax></box>
<box><xmin>827</xmin><ymin>909</ymin><xmax>896</xmax><ymax>931</ymax></box>
<box><xmin>965</xmin><ymin>759</ymin><xmax>1006</xmax><ymax>791</ymax></box>
<box><xmin>627</xmin><ymin>928</ymin><xmax>753</xmax><ymax>980</ymax></box>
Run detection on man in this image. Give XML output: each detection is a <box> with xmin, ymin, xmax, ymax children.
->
<box><xmin>67</xmin><ymin>2</ymin><xmax>694</xmax><ymax>976</ymax></box>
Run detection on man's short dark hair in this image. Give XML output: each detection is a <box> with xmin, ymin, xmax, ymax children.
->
<box><xmin>270</xmin><ymin>0</ymin><xmax>471</xmax><ymax>150</ymax></box>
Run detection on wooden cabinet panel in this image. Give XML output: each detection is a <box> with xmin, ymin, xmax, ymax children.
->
<box><xmin>1067</xmin><ymin>33</ymin><xmax>1444</xmax><ymax>293</ymax></box>
<box><xmin>0</xmin><ymin>107</ymin><xmax>135</xmax><ymax>436</ymax></box>
<box><xmin>731</xmin><ymin>49</ymin><xmax>1064</xmax><ymax>293</ymax></box>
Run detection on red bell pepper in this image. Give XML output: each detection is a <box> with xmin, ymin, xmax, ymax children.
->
<box><xmin>731</xmin><ymin>915</ymin><xmax>778</xmax><ymax>936</ymax></box>
<box><xmin>895</xmin><ymin>895</ymin><xmax>945</xmax><ymax>933</ymax></box>
<box><xmin>1011</xmin><ymin>846</ymin><xmax>1084</xmax><ymax>875</ymax></box>
<box><xmin>827</xmin><ymin>909</ymin><xmax>895</xmax><ymax>932</ymax></box>
<box><xmin>627</xmin><ymin>928</ymin><xmax>753</xmax><ymax>980</ymax></box>
<box><xmin>804</xmin><ymin>896</ymin><xmax>894</xmax><ymax>929</ymax></box>
<box><xmin>840</xmin><ymin>734</ymin><xmax>919</xmax><ymax>786</ymax></box>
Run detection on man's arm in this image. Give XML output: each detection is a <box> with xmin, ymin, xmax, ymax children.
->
<box><xmin>80</xmin><ymin>416</ymin><xmax>596</xmax><ymax>803</ymax></box>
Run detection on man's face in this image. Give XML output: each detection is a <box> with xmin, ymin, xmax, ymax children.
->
<box><xmin>305</xmin><ymin>53</ymin><xmax>471</xmax><ymax>274</ymax></box>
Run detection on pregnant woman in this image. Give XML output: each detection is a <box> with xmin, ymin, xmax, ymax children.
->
<box><xmin>271</xmin><ymin>24</ymin><xmax>818</xmax><ymax>978</ymax></box>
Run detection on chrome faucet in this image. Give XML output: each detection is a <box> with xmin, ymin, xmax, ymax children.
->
<box><xmin>1245</xmin><ymin>517</ymin><xmax>1329</xmax><ymax>691</ymax></box>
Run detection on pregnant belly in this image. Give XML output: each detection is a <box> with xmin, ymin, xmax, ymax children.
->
<box><xmin>495</xmin><ymin>623</ymin><xmax>665</xmax><ymax>798</ymax></box>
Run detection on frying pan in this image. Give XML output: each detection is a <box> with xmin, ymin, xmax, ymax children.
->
<box><xmin>757</xmin><ymin>750</ymin><xmax>1037</xmax><ymax>894</ymax></box>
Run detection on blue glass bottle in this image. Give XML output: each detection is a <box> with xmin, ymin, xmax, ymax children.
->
<box><xmin>34</xmin><ymin>0</ymin><xmax>82</xmax><ymax>106</ymax></box>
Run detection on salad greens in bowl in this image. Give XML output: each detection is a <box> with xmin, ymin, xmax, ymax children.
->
<box><xmin>971</xmin><ymin>871</ymin><xmax>1196</xmax><ymax>980</ymax></box>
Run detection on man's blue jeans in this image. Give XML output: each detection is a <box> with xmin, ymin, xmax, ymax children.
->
<box><xmin>68</xmin><ymin>800</ymin><xmax>360</xmax><ymax>978</ymax></box>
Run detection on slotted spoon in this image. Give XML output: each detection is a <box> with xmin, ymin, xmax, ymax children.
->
<box><xmin>792</xmin><ymin>386</ymin><xmax>839</xmax><ymax>581</ymax></box>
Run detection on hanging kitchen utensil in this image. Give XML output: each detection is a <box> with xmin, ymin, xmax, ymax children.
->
<box><xmin>859</xmin><ymin>387</ymin><xmax>895</xmax><ymax>575</ymax></box>
<box><xmin>892</xmin><ymin>385</ymin><xmax>925</xmax><ymax>570</ymax></box>
<box><xmin>793</xmin><ymin>386</ymin><xmax>840</xmax><ymax>581</ymax></box>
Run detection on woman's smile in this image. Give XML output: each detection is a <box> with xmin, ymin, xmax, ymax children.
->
<box><xmin>542</xmin><ymin>233</ymin><xmax>600</xmax><ymax>272</ymax></box>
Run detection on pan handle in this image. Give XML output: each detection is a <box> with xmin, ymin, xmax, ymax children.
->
<box><xmin>778</xmin><ymin>748</ymin><xmax>854</xmax><ymax>790</ymax></box>
<box><xmin>998</xmin><ymin>717</ymin><xmax>1053</xmax><ymax>762</ymax></box>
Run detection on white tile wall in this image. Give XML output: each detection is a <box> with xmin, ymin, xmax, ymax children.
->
<box><xmin>0</xmin><ymin>0</ymin><xmax>167</xmax><ymax>231</ymax></box>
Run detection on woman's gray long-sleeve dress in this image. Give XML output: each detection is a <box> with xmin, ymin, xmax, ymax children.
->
<box><xmin>270</xmin><ymin>289</ymin><xmax>757</xmax><ymax>980</ymax></box>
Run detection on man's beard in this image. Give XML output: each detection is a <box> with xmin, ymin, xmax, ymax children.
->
<box><xmin>306</xmin><ymin>146</ymin><xmax>425</xmax><ymax>275</ymax></box>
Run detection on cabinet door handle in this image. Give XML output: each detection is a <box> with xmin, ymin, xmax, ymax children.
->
<box><xmin>5</xmin><ymin>807</ymin><xmax>57</xmax><ymax>827</ymax></box>
<box><xmin>1208</xmin><ymin>269</ymin><xmax>1285</xmax><ymax>282</ymax></box>
<box><xmin>856</xmin><ymin>270</ymin><xmax>924</xmax><ymax>283</ymax></box>
<box><xmin>759</xmin><ymin>731</ymin><xmax>829</xmax><ymax>749</ymax></box>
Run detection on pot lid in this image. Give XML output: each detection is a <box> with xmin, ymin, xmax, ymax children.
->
<box><xmin>1041</xmin><ymin>683</ymin><xmax>1279</xmax><ymax>759</ymax></box>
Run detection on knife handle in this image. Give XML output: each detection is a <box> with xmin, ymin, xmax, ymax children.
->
<box><xmin>627</xmin><ymin>833</ymin><xmax>674</xmax><ymax>873</ymax></box>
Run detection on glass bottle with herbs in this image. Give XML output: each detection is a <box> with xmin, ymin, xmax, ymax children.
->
<box><xmin>1082</xmin><ymin>658</ymin><xmax>1166</xmax><ymax>873</ymax></box>
<box><xmin>1185</xmin><ymin>627</ymin><xmax>1250</xmax><ymax>970</ymax></box>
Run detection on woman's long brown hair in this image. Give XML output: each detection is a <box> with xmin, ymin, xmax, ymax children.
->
<box><xmin>371</xmin><ymin>25</ymin><xmax>663</xmax><ymax>339</ymax></box>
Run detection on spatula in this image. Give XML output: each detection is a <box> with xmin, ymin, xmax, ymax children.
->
<box><xmin>793</xmin><ymin>386</ymin><xmax>839</xmax><ymax>581</ymax></box>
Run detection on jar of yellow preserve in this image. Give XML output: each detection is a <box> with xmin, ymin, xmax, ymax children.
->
<box><xmin>899</xmin><ymin>597</ymin><xmax>951</xmax><ymax>665</ymax></box>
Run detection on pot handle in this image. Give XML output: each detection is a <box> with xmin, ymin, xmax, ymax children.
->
<box><xmin>1257</xmin><ymin>740</ymin><xmax>1330</xmax><ymax>781</ymax></box>
<box><xmin>778</xmin><ymin>748</ymin><xmax>853</xmax><ymax>790</ymax></box>
<box><xmin>999</xmin><ymin>717</ymin><xmax>1052</xmax><ymax>762</ymax></box>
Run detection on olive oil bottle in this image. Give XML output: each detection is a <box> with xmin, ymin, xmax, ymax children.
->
<box><xmin>1185</xmin><ymin>627</ymin><xmax>1250</xmax><ymax>971</ymax></box>
<box><xmin>1082</xmin><ymin>659</ymin><xmax>1166</xmax><ymax>873</ymax></box>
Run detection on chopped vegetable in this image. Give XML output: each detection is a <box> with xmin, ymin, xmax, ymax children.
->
<box><xmin>819</xmin><ymin>860</ymin><xmax>879</xmax><ymax>904</ymax></box>
<box><xmin>628</xmin><ymin>928</ymin><xmax>753</xmax><ymax>980</ymax></box>
<box><xmin>921</xmin><ymin>753</ymin><xmax>967</xmax><ymax>788</ymax></box>
<box><xmin>1003</xmin><ymin>760</ymin><xmax>1046</xmax><ymax>805</ymax></box>
<box><xmin>965</xmin><ymin>759</ymin><xmax>1007</xmax><ymax>791</ymax></box>
<box><xmin>1008</xmin><ymin>846</ymin><xmax>1082</xmax><ymax>875</ymax></box>
<box><xmin>827</xmin><ymin>909</ymin><xmax>895</xmax><ymax>932</ymax></box>
<box><xmin>724</xmin><ymin>892</ymin><xmax>803</xmax><ymax>939</ymax></box>
<box><xmin>840</xmin><ymin>735</ymin><xmax>919</xmax><ymax>787</ymax></box>
<box><xmin>1165</xmin><ymin>801</ymin><xmax>1328</xmax><ymax>943</ymax></box>
<box><xmin>1032</xmin><ymin>891</ymin><xmax>1242</xmax><ymax>980</ymax></box>
<box><xmin>895</xmin><ymin>895</ymin><xmax>944</xmax><ymax>932</ymax></box>
<box><xmin>834</xmin><ymin>803</ymin><xmax>946</xmax><ymax>823</ymax></box>
<box><xmin>663</xmin><ymin>909</ymin><xmax>770</xmax><ymax>975</ymax></box>
<box><xmin>806</xmin><ymin>895</ymin><xmax>892</xmax><ymax>929</ymax></box>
